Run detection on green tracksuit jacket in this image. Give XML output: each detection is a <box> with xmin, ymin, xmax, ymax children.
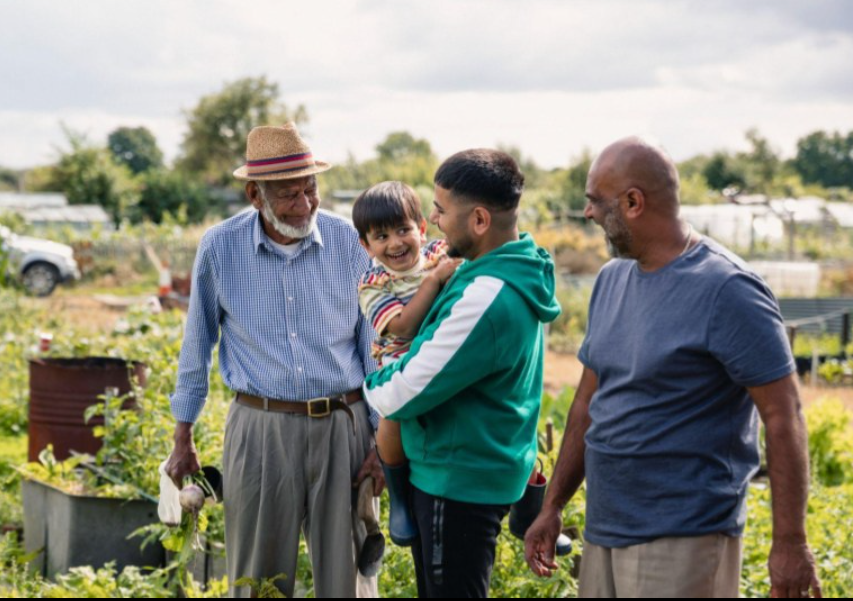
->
<box><xmin>364</xmin><ymin>233</ymin><xmax>561</xmax><ymax>504</ymax></box>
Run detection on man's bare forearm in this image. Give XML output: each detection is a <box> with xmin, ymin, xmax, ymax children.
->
<box><xmin>750</xmin><ymin>377</ymin><xmax>810</xmax><ymax>543</ymax></box>
<box><xmin>542</xmin><ymin>368</ymin><xmax>597</xmax><ymax>512</ymax></box>
<box><xmin>765</xmin><ymin>408</ymin><xmax>810</xmax><ymax>543</ymax></box>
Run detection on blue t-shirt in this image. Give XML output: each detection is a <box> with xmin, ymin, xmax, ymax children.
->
<box><xmin>578</xmin><ymin>237</ymin><xmax>795</xmax><ymax>548</ymax></box>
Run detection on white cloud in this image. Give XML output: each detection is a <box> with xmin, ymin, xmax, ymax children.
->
<box><xmin>1</xmin><ymin>0</ymin><xmax>852</xmax><ymax>169</ymax></box>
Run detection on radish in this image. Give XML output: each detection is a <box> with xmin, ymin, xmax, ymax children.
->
<box><xmin>179</xmin><ymin>484</ymin><xmax>205</xmax><ymax>514</ymax></box>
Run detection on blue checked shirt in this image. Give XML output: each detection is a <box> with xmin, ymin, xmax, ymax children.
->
<box><xmin>170</xmin><ymin>209</ymin><xmax>380</xmax><ymax>429</ymax></box>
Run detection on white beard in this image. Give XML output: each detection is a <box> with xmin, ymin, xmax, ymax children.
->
<box><xmin>259</xmin><ymin>189</ymin><xmax>318</xmax><ymax>240</ymax></box>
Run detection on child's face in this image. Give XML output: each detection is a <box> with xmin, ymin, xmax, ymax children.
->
<box><xmin>361</xmin><ymin>218</ymin><xmax>427</xmax><ymax>272</ymax></box>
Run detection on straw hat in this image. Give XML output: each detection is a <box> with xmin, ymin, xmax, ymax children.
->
<box><xmin>233</xmin><ymin>123</ymin><xmax>332</xmax><ymax>181</ymax></box>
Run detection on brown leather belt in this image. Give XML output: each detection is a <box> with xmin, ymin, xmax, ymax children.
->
<box><xmin>235</xmin><ymin>391</ymin><xmax>363</xmax><ymax>422</ymax></box>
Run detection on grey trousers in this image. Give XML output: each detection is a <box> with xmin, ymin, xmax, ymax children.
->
<box><xmin>223</xmin><ymin>400</ymin><xmax>377</xmax><ymax>598</ymax></box>
<box><xmin>578</xmin><ymin>534</ymin><xmax>743</xmax><ymax>598</ymax></box>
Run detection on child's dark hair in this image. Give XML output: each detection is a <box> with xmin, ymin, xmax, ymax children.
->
<box><xmin>352</xmin><ymin>181</ymin><xmax>424</xmax><ymax>240</ymax></box>
<box><xmin>434</xmin><ymin>149</ymin><xmax>524</xmax><ymax>212</ymax></box>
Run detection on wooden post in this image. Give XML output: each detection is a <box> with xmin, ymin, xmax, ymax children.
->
<box><xmin>546</xmin><ymin>419</ymin><xmax>555</xmax><ymax>453</ymax></box>
<box><xmin>842</xmin><ymin>312</ymin><xmax>851</xmax><ymax>349</ymax></box>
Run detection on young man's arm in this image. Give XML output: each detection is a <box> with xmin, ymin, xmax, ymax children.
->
<box><xmin>384</xmin><ymin>259</ymin><xmax>460</xmax><ymax>339</ymax></box>
<box><xmin>365</xmin><ymin>276</ymin><xmax>501</xmax><ymax>420</ymax></box>
<box><xmin>749</xmin><ymin>375</ymin><xmax>822</xmax><ymax>599</ymax></box>
<box><xmin>525</xmin><ymin>367</ymin><xmax>598</xmax><ymax>577</ymax></box>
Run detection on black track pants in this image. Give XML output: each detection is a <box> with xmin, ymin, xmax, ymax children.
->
<box><xmin>410</xmin><ymin>485</ymin><xmax>510</xmax><ymax>598</ymax></box>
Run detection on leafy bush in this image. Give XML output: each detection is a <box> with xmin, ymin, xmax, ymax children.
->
<box><xmin>742</xmin><ymin>483</ymin><xmax>853</xmax><ymax>598</ymax></box>
<box><xmin>549</xmin><ymin>286</ymin><xmax>592</xmax><ymax>354</ymax></box>
<box><xmin>806</xmin><ymin>398</ymin><xmax>853</xmax><ymax>486</ymax></box>
<box><xmin>793</xmin><ymin>334</ymin><xmax>845</xmax><ymax>359</ymax></box>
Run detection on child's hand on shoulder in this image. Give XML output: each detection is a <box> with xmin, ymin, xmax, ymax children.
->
<box><xmin>431</xmin><ymin>257</ymin><xmax>463</xmax><ymax>285</ymax></box>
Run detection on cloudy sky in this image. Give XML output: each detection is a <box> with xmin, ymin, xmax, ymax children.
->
<box><xmin>2</xmin><ymin>0</ymin><xmax>853</xmax><ymax>170</ymax></box>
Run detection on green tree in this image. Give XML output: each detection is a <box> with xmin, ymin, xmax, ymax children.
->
<box><xmin>793</xmin><ymin>130</ymin><xmax>853</xmax><ymax>189</ymax></box>
<box><xmin>50</xmin><ymin>128</ymin><xmax>140</xmax><ymax>225</ymax></box>
<box><xmin>557</xmin><ymin>150</ymin><xmax>594</xmax><ymax>212</ymax></box>
<box><xmin>374</xmin><ymin>132</ymin><xmax>439</xmax><ymax>189</ymax></box>
<box><xmin>738</xmin><ymin>129</ymin><xmax>781</xmax><ymax>193</ymax></box>
<box><xmin>108</xmin><ymin>126</ymin><xmax>164</xmax><ymax>175</ymax></box>
<box><xmin>376</xmin><ymin>132</ymin><xmax>434</xmax><ymax>163</ymax></box>
<box><xmin>702</xmin><ymin>152</ymin><xmax>747</xmax><ymax>192</ymax></box>
<box><xmin>134</xmin><ymin>170</ymin><xmax>212</xmax><ymax>224</ymax></box>
<box><xmin>177</xmin><ymin>76</ymin><xmax>308</xmax><ymax>185</ymax></box>
<box><xmin>20</xmin><ymin>165</ymin><xmax>59</xmax><ymax>193</ymax></box>
<box><xmin>0</xmin><ymin>167</ymin><xmax>18</xmax><ymax>191</ymax></box>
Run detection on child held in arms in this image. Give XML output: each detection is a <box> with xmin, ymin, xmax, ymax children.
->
<box><xmin>354</xmin><ymin>181</ymin><xmax>461</xmax><ymax>548</ymax></box>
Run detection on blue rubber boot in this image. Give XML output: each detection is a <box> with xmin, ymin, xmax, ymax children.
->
<box><xmin>382</xmin><ymin>461</ymin><xmax>418</xmax><ymax>547</ymax></box>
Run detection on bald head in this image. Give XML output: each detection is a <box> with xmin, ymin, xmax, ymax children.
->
<box><xmin>589</xmin><ymin>137</ymin><xmax>681</xmax><ymax>214</ymax></box>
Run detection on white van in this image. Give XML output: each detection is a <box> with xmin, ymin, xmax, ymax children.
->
<box><xmin>0</xmin><ymin>225</ymin><xmax>81</xmax><ymax>296</ymax></box>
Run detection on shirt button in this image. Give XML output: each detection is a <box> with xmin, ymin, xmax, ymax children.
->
<box><xmin>291</xmin><ymin>333</ymin><xmax>297</xmax><ymax>338</ymax></box>
<box><xmin>297</xmin><ymin>367</ymin><xmax>303</xmax><ymax>373</ymax></box>
<box><xmin>288</xmin><ymin>297</ymin><xmax>294</xmax><ymax>302</ymax></box>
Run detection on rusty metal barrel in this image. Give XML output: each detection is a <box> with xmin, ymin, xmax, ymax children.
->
<box><xmin>28</xmin><ymin>358</ymin><xmax>147</xmax><ymax>462</ymax></box>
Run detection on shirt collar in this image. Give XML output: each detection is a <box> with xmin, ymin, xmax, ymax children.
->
<box><xmin>252</xmin><ymin>210</ymin><xmax>325</xmax><ymax>255</ymax></box>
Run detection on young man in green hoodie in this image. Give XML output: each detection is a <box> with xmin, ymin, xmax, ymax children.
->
<box><xmin>364</xmin><ymin>149</ymin><xmax>562</xmax><ymax>598</ymax></box>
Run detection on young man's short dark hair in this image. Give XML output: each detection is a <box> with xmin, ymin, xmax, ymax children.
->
<box><xmin>434</xmin><ymin>149</ymin><xmax>525</xmax><ymax>212</ymax></box>
<box><xmin>352</xmin><ymin>181</ymin><xmax>423</xmax><ymax>241</ymax></box>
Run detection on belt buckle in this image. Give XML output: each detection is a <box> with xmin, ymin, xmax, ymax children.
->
<box><xmin>307</xmin><ymin>397</ymin><xmax>331</xmax><ymax>418</ymax></box>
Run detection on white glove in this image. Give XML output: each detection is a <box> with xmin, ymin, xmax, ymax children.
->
<box><xmin>158</xmin><ymin>459</ymin><xmax>182</xmax><ymax>526</ymax></box>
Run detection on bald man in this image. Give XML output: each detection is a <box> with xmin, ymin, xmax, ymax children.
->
<box><xmin>524</xmin><ymin>138</ymin><xmax>821</xmax><ymax>598</ymax></box>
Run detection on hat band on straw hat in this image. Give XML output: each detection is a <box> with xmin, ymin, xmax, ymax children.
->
<box><xmin>247</xmin><ymin>152</ymin><xmax>316</xmax><ymax>177</ymax></box>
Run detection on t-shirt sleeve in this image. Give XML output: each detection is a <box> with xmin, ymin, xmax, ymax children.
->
<box><xmin>708</xmin><ymin>272</ymin><xmax>796</xmax><ymax>388</ymax></box>
<box><xmin>358</xmin><ymin>271</ymin><xmax>405</xmax><ymax>337</ymax></box>
<box><xmin>577</xmin><ymin>271</ymin><xmax>604</xmax><ymax>370</ymax></box>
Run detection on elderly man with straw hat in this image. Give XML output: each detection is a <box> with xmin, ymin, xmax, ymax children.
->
<box><xmin>165</xmin><ymin>123</ymin><xmax>385</xmax><ymax>598</ymax></box>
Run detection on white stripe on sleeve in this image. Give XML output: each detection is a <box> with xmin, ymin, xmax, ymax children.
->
<box><xmin>366</xmin><ymin>276</ymin><xmax>504</xmax><ymax>417</ymax></box>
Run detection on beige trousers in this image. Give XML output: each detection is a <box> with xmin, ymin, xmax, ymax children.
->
<box><xmin>578</xmin><ymin>534</ymin><xmax>743</xmax><ymax>598</ymax></box>
<box><xmin>223</xmin><ymin>400</ymin><xmax>377</xmax><ymax>598</ymax></box>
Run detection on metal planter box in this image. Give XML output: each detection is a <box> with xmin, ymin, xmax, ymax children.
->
<box><xmin>22</xmin><ymin>478</ymin><xmax>165</xmax><ymax>579</ymax></box>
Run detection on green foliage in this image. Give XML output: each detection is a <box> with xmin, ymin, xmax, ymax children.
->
<box><xmin>0</xmin><ymin>211</ymin><xmax>28</xmax><ymax>232</ymax></box>
<box><xmin>676</xmin><ymin>129</ymin><xmax>853</xmax><ymax>203</ymax></box>
<box><xmin>0</xmin><ymin>291</ymin><xmax>35</xmax><ymax>435</ymax></box>
<box><xmin>793</xmin><ymin>130</ymin><xmax>853</xmax><ymax>189</ymax></box>
<box><xmin>818</xmin><ymin>359</ymin><xmax>852</xmax><ymax>385</ymax></box>
<box><xmin>50</xmin><ymin>127</ymin><xmax>140</xmax><ymax>225</ymax></box>
<box><xmin>232</xmin><ymin>574</ymin><xmax>288</xmax><ymax>598</ymax></box>
<box><xmin>548</xmin><ymin>285</ymin><xmax>592</xmax><ymax>354</ymax></box>
<box><xmin>539</xmin><ymin>387</ymin><xmax>576</xmax><ymax>434</ymax></box>
<box><xmin>805</xmin><ymin>398</ymin><xmax>853</xmax><ymax>487</ymax></box>
<box><xmin>135</xmin><ymin>169</ymin><xmax>213</xmax><ymax>224</ymax></box>
<box><xmin>0</xmin><ymin>436</ymin><xmax>26</xmax><ymax>527</ymax></box>
<box><xmin>1</xmin><ymin>531</ymin><xmax>176</xmax><ymax>598</ymax></box>
<box><xmin>556</xmin><ymin>151</ymin><xmax>593</xmax><ymax>212</ymax></box>
<box><xmin>702</xmin><ymin>152</ymin><xmax>747</xmax><ymax>192</ymax></box>
<box><xmin>46</xmin><ymin>563</ymin><xmax>173</xmax><ymax>598</ymax></box>
<box><xmin>679</xmin><ymin>171</ymin><xmax>720</xmax><ymax>206</ymax></box>
<box><xmin>178</xmin><ymin>76</ymin><xmax>308</xmax><ymax>185</ymax></box>
<box><xmin>0</xmin><ymin>531</ymin><xmax>44</xmax><ymax>597</ymax></box>
<box><xmin>108</xmin><ymin>127</ymin><xmax>164</xmax><ymax>175</ymax></box>
<box><xmin>0</xmin><ymin>167</ymin><xmax>19</xmax><ymax>191</ymax></box>
<box><xmin>323</xmin><ymin>131</ymin><xmax>440</xmax><ymax>193</ymax></box>
<box><xmin>741</xmin><ymin>483</ymin><xmax>853</xmax><ymax>598</ymax></box>
<box><xmin>793</xmin><ymin>334</ymin><xmax>845</xmax><ymax>359</ymax></box>
<box><xmin>376</xmin><ymin>131</ymin><xmax>433</xmax><ymax>164</ymax></box>
<box><xmin>19</xmin><ymin>164</ymin><xmax>59</xmax><ymax>193</ymax></box>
